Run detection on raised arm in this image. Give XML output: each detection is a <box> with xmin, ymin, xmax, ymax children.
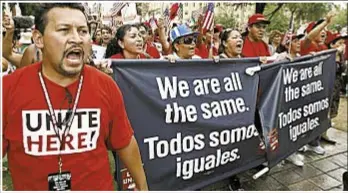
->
<box><xmin>2</xmin><ymin>16</ymin><xmax>23</xmax><ymax>68</ymax></box>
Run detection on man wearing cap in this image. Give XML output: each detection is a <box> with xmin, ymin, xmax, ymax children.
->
<box><xmin>300</xmin><ymin>13</ymin><xmax>335</xmax><ymax>56</ymax></box>
<box><xmin>241</xmin><ymin>13</ymin><xmax>271</xmax><ymax>58</ymax></box>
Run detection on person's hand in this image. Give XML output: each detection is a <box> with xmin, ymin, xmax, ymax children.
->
<box><xmin>213</xmin><ymin>55</ymin><xmax>220</xmax><ymax>63</ymax></box>
<box><xmin>259</xmin><ymin>56</ymin><xmax>268</xmax><ymax>64</ymax></box>
<box><xmin>164</xmin><ymin>54</ymin><xmax>176</xmax><ymax>63</ymax></box>
<box><xmin>309</xmin><ymin>51</ymin><xmax>316</xmax><ymax>56</ymax></box>
<box><xmin>274</xmin><ymin>52</ymin><xmax>290</xmax><ymax>62</ymax></box>
<box><xmin>337</xmin><ymin>44</ymin><xmax>346</xmax><ymax>54</ymax></box>
<box><xmin>325</xmin><ymin>12</ymin><xmax>335</xmax><ymax>25</ymax></box>
<box><xmin>94</xmin><ymin>59</ymin><xmax>113</xmax><ymax>75</ymax></box>
<box><xmin>157</xmin><ymin>18</ymin><xmax>164</xmax><ymax>30</ymax></box>
<box><xmin>197</xmin><ymin>14</ymin><xmax>204</xmax><ymax>27</ymax></box>
<box><xmin>2</xmin><ymin>14</ymin><xmax>14</xmax><ymax>32</ymax></box>
<box><xmin>285</xmin><ymin>54</ymin><xmax>294</xmax><ymax>62</ymax></box>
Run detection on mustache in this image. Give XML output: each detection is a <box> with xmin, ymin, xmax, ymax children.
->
<box><xmin>63</xmin><ymin>46</ymin><xmax>85</xmax><ymax>56</ymax></box>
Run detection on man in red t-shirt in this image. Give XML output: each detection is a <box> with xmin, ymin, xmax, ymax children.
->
<box><xmin>300</xmin><ymin>13</ymin><xmax>334</xmax><ymax>56</ymax></box>
<box><xmin>2</xmin><ymin>3</ymin><xmax>148</xmax><ymax>191</ymax></box>
<box><xmin>242</xmin><ymin>14</ymin><xmax>271</xmax><ymax>58</ymax></box>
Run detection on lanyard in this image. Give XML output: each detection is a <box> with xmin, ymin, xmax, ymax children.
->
<box><xmin>38</xmin><ymin>71</ymin><xmax>84</xmax><ymax>173</ymax></box>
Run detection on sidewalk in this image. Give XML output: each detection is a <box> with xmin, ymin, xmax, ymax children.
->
<box><xmin>202</xmin><ymin>127</ymin><xmax>347</xmax><ymax>191</ymax></box>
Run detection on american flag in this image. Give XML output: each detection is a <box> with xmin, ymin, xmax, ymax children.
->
<box><xmin>163</xmin><ymin>7</ymin><xmax>171</xmax><ymax>31</ymax></box>
<box><xmin>177</xmin><ymin>3</ymin><xmax>183</xmax><ymax>21</ymax></box>
<box><xmin>111</xmin><ymin>2</ymin><xmax>128</xmax><ymax>16</ymax></box>
<box><xmin>149</xmin><ymin>17</ymin><xmax>158</xmax><ymax>31</ymax></box>
<box><xmin>202</xmin><ymin>3</ymin><xmax>214</xmax><ymax>34</ymax></box>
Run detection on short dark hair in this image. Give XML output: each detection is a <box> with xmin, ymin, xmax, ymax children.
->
<box><xmin>34</xmin><ymin>3</ymin><xmax>86</xmax><ymax>35</ymax></box>
<box><xmin>101</xmin><ymin>25</ymin><xmax>112</xmax><ymax>34</ymax></box>
<box><xmin>137</xmin><ymin>23</ymin><xmax>149</xmax><ymax>32</ymax></box>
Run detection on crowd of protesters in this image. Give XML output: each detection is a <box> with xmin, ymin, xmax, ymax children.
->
<box><xmin>2</xmin><ymin>2</ymin><xmax>348</xmax><ymax>191</ymax></box>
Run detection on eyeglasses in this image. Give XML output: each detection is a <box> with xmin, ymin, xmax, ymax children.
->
<box><xmin>178</xmin><ymin>36</ymin><xmax>197</xmax><ymax>44</ymax></box>
<box><xmin>253</xmin><ymin>23</ymin><xmax>267</xmax><ymax>29</ymax></box>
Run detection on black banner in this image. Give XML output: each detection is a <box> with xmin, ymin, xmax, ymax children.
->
<box><xmin>110</xmin><ymin>50</ymin><xmax>336</xmax><ymax>190</ymax></box>
<box><xmin>112</xmin><ymin>59</ymin><xmax>266</xmax><ymax>190</ymax></box>
<box><xmin>258</xmin><ymin>49</ymin><xmax>337</xmax><ymax>167</ymax></box>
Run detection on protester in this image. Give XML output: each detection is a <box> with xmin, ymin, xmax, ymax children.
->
<box><xmin>217</xmin><ymin>28</ymin><xmax>245</xmax><ymax>190</ymax></box>
<box><xmin>268</xmin><ymin>30</ymin><xmax>282</xmax><ymax>55</ymax></box>
<box><xmin>321</xmin><ymin>32</ymin><xmax>348</xmax><ymax>144</ymax></box>
<box><xmin>299</xmin><ymin>13</ymin><xmax>335</xmax><ymax>155</ymax></box>
<box><xmin>278</xmin><ymin>33</ymin><xmax>307</xmax><ymax>167</ymax></box>
<box><xmin>100</xmin><ymin>25</ymin><xmax>112</xmax><ymax>47</ymax></box>
<box><xmin>218</xmin><ymin>28</ymin><xmax>243</xmax><ymax>59</ymax></box>
<box><xmin>167</xmin><ymin>24</ymin><xmax>201</xmax><ymax>60</ymax></box>
<box><xmin>92</xmin><ymin>28</ymin><xmax>101</xmax><ymax>45</ymax></box>
<box><xmin>138</xmin><ymin>22</ymin><xmax>161</xmax><ymax>58</ymax></box>
<box><xmin>242</xmin><ymin>13</ymin><xmax>270</xmax><ymax>60</ymax></box>
<box><xmin>194</xmin><ymin>14</ymin><xmax>218</xmax><ymax>59</ymax></box>
<box><xmin>300</xmin><ymin>13</ymin><xmax>334</xmax><ymax>56</ymax></box>
<box><xmin>105</xmin><ymin>24</ymin><xmax>148</xmax><ymax>59</ymax></box>
<box><xmin>213</xmin><ymin>24</ymin><xmax>223</xmax><ymax>52</ymax></box>
<box><xmin>2</xmin><ymin>13</ymin><xmax>42</xmax><ymax>69</ymax></box>
<box><xmin>282</xmin><ymin>33</ymin><xmax>304</xmax><ymax>60</ymax></box>
<box><xmin>2</xmin><ymin>3</ymin><xmax>148</xmax><ymax>190</ymax></box>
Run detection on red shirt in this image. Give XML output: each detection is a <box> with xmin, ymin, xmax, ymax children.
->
<box><xmin>300</xmin><ymin>40</ymin><xmax>327</xmax><ymax>56</ymax></box>
<box><xmin>110</xmin><ymin>53</ymin><xmax>148</xmax><ymax>59</ymax></box>
<box><xmin>145</xmin><ymin>42</ymin><xmax>161</xmax><ymax>59</ymax></box>
<box><xmin>2</xmin><ymin>62</ymin><xmax>134</xmax><ymax>190</ymax></box>
<box><xmin>195</xmin><ymin>44</ymin><xmax>218</xmax><ymax>59</ymax></box>
<box><xmin>242</xmin><ymin>36</ymin><xmax>270</xmax><ymax>57</ymax></box>
<box><xmin>195</xmin><ymin>44</ymin><xmax>209</xmax><ymax>58</ymax></box>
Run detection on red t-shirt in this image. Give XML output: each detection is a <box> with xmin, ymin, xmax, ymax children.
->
<box><xmin>110</xmin><ymin>53</ymin><xmax>148</xmax><ymax>59</ymax></box>
<box><xmin>300</xmin><ymin>40</ymin><xmax>327</xmax><ymax>56</ymax></box>
<box><xmin>145</xmin><ymin>42</ymin><xmax>161</xmax><ymax>59</ymax></box>
<box><xmin>195</xmin><ymin>44</ymin><xmax>218</xmax><ymax>59</ymax></box>
<box><xmin>242</xmin><ymin>36</ymin><xmax>270</xmax><ymax>57</ymax></box>
<box><xmin>2</xmin><ymin>62</ymin><xmax>134</xmax><ymax>190</ymax></box>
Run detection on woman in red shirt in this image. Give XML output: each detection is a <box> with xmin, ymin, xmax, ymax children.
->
<box><xmin>105</xmin><ymin>24</ymin><xmax>149</xmax><ymax>59</ymax></box>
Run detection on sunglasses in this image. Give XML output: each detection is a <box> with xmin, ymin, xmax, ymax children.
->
<box><xmin>178</xmin><ymin>36</ymin><xmax>197</xmax><ymax>44</ymax></box>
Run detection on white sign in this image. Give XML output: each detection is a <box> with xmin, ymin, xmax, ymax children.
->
<box><xmin>92</xmin><ymin>44</ymin><xmax>106</xmax><ymax>60</ymax></box>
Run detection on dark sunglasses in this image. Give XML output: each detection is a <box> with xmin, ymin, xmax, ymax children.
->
<box><xmin>178</xmin><ymin>36</ymin><xmax>197</xmax><ymax>44</ymax></box>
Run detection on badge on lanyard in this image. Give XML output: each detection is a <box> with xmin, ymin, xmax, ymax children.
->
<box><xmin>38</xmin><ymin>70</ymin><xmax>84</xmax><ymax>191</ymax></box>
<box><xmin>48</xmin><ymin>171</ymin><xmax>72</xmax><ymax>191</ymax></box>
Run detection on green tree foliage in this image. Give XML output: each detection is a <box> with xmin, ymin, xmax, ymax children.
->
<box><xmin>329</xmin><ymin>8</ymin><xmax>347</xmax><ymax>31</ymax></box>
<box><xmin>263</xmin><ymin>4</ymin><xmax>288</xmax><ymax>33</ymax></box>
<box><xmin>263</xmin><ymin>3</ymin><xmax>336</xmax><ymax>33</ymax></box>
<box><xmin>215</xmin><ymin>12</ymin><xmax>237</xmax><ymax>29</ymax></box>
<box><xmin>18</xmin><ymin>3</ymin><xmax>41</xmax><ymax>16</ymax></box>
